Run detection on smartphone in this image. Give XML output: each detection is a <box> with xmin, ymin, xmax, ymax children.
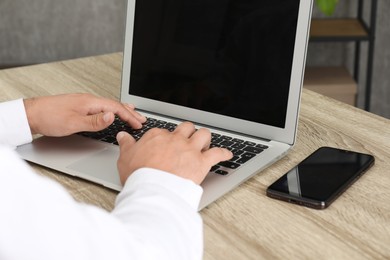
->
<box><xmin>266</xmin><ymin>147</ymin><xmax>375</xmax><ymax>209</ymax></box>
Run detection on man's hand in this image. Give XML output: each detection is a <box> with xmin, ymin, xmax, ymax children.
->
<box><xmin>116</xmin><ymin>122</ymin><xmax>233</xmax><ymax>185</ymax></box>
<box><xmin>23</xmin><ymin>93</ymin><xmax>146</xmax><ymax>136</ymax></box>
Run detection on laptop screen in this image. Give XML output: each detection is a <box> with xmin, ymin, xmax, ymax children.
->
<box><xmin>129</xmin><ymin>0</ymin><xmax>300</xmax><ymax>128</ymax></box>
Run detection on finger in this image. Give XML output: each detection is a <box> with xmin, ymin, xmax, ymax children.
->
<box><xmin>202</xmin><ymin>147</ymin><xmax>233</xmax><ymax>167</ymax></box>
<box><xmin>125</xmin><ymin>103</ymin><xmax>135</xmax><ymax>109</ymax></box>
<box><xmin>116</xmin><ymin>131</ymin><xmax>136</xmax><ymax>185</ymax></box>
<box><xmin>89</xmin><ymin>98</ymin><xmax>145</xmax><ymax>129</ymax></box>
<box><xmin>173</xmin><ymin>122</ymin><xmax>196</xmax><ymax>138</ymax></box>
<box><xmin>124</xmin><ymin>104</ymin><xmax>147</xmax><ymax>124</ymax></box>
<box><xmin>77</xmin><ymin>112</ymin><xmax>115</xmax><ymax>132</ymax></box>
<box><xmin>115</xmin><ymin>106</ymin><xmax>145</xmax><ymax>129</ymax></box>
<box><xmin>189</xmin><ymin>128</ymin><xmax>211</xmax><ymax>151</ymax></box>
<box><xmin>116</xmin><ymin>131</ymin><xmax>136</xmax><ymax>150</ymax></box>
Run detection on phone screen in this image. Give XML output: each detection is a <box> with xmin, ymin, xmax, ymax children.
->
<box><xmin>266</xmin><ymin>147</ymin><xmax>375</xmax><ymax>209</ymax></box>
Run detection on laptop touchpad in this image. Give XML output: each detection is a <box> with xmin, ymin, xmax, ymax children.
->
<box><xmin>67</xmin><ymin>147</ymin><xmax>122</xmax><ymax>189</ymax></box>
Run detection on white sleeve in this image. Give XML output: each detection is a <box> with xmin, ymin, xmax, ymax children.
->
<box><xmin>0</xmin><ymin>146</ymin><xmax>204</xmax><ymax>260</ymax></box>
<box><xmin>112</xmin><ymin>168</ymin><xmax>204</xmax><ymax>259</ymax></box>
<box><xmin>0</xmin><ymin>99</ymin><xmax>32</xmax><ymax>148</ymax></box>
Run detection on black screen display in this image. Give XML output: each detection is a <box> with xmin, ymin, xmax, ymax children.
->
<box><xmin>267</xmin><ymin>147</ymin><xmax>374</xmax><ymax>202</ymax></box>
<box><xmin>130</xmin><ymin>0</ymin><xmax>300</xmax><ymax>128</ymax></box>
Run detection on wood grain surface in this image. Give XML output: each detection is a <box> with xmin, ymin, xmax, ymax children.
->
<box><xmin>1</xmin><ymin>53</ymin><xmax>389</xmax><ymax>259</ymax></box>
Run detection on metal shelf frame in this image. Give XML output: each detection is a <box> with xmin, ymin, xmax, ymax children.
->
<box><xmin>309</xmin><ymin>0</ymin><xmax>378</xmax><ymax>111</ymax></box>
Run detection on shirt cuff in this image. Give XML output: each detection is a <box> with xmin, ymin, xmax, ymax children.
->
<box><xmin>120</xmin><ymin>168</ymin><xmax>203</xmax><ymax>211</ymax></box>
<box><xmin>0</xmin><ymin>99</ymin><xmax>33</xmax><ymax>148</ymax></box>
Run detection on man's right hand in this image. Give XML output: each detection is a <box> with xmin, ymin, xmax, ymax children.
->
<box><xmin>116</xmin><ymin>122</ymin><xmax>233</xmax><ymax>185</ymax></box>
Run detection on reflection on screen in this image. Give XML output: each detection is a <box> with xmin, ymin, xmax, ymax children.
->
<box><xmin>287</xmin><ymin>167</ymin><xmax>301</xmax><ymax>195</ymax></box>
<box><xmin>130</xmin><ymin>0</ymin><xmax>300</xmax><ymax>128</ymax></box>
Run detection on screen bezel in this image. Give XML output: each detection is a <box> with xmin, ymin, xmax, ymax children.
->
<box><xmin>120</xmin><ymin>0</ymin><xmax>313</xmax><ymax>145</ymax></box>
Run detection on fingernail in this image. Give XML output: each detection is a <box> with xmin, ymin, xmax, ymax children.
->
<box><xmin>116</xmin><ymin>131</ymin><xmax>125</xmax><ymax>141</ymax></box>
<box><xmin>126</xmin><ymin>103</ymin><xmax>135</xmax><ymax>109</ymax></box>
<box><xmin>103</xmin><ymin>112</ymin><xmax>112</xmax><ymax>123</ymax></box>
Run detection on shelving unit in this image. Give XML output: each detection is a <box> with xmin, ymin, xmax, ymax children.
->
<box><xmin>304</xmin><ymin>66</ymin><xmax>357</xmax><ymax>105</ymax></box>
<box><xmin>304</xmin><ymin>0</ymin><xmax>378</xmax><ymax>110</ymax></box>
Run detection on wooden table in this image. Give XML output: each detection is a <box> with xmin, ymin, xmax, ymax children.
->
<box><xmin>1</xmin><ymin>53</ymin><xmax>389</xmax><ymax>259</ymax></box>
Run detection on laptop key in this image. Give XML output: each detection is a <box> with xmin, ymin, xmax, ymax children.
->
<box><xmin>255</xmin><ymin>144</ymin><xmax>269</xmax><ymax>149</ymax></box>
<box><xmin>215</xmin><ymin>169</ymin><xmax>229</xmax><ymax>175</ymax></box>
<box><xmin>218</xmin><ymin>161</ymin><xmax>240</xmax><ymax>169</ymax></box>
<box><xmin>220</xmin><ymin>140</ymin><xmax>235</xmax><ymax>147</ymax></box>
<box><xmin>229</xmin><ymin>156</ymin><xmax>240</xmax><ymax>162</ymax></box>
<box><xmin>231</xmin><ymin>148</ymin><xmax>245</xmax><ymax>156</ymax></box>
<box><xmin>243</xmin><ymin>146</ymin><xmax>264</xmax><ymax>154</ymax></box>
<box><xmin>241</xmin><ymin>152</ymin><xmax>256</xmax><ymax>159</ymax></box>
<box><xmin>210</xmin><ymin>165</ymin><xmax>220</xmax><ymax>172</ymax></box>
<box><xmin>211</xmin><ymin>137</ymin><xmax>224</xmax><ymax>144</ymax></box>
<box><xmin>232</xmin><ymin>138</ymin><xmax>244</xmax><ymax>143</ymax></box>
<box><xmin>231</xmin><ymin>143</ymin><xmax>245</xmax><ymax>149</ymax></box>
<box><xmin>236</xmin><ymin>156</ymin><xmax>253</xmax><ymax>164</ymax></box>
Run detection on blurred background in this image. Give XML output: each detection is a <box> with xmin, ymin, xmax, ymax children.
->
<box><xmin>0</xmin><ymin>0</ymin><xmax>388</xmax><ymax>118</ymax></box>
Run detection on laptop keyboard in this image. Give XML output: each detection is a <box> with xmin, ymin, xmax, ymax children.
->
<box><xmin>78</xmin><ymin>117</ymin><xmax>268</xmax><ymax>176</ymax></box>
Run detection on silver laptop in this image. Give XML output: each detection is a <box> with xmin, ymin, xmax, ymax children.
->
<box><xmin>17</xmin><ymin>0</ymin><xmax>313</xmax><ymax>210</ymax></box>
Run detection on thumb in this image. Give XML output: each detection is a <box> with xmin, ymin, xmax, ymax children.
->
<box><xmin>116</xmin><ymin>131</ymin><xmax>136</xmax><ymax>185</ymax></box>
<box><xmin>116</xmin><ymin>131</ymin><xmax>136</xmax><ymax>148</ymax></box>
<box><xmin>203</xmin><ymin>147</ymin><xmax>233</xmax><ymax>167</ymax></box>
<box><xmin>84</xmin><ymin>112</ymin><xmax>114</xmax><ymax>132</ymax></box>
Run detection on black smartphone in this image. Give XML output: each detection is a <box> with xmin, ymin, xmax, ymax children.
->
<box><xmin>266</xmin><ymin>147</ymin><xmax>375</xmax><ymax>209</ymax></box>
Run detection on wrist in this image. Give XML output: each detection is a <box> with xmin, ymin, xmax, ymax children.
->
<box><xmin>23</xmin><ymin>98</ymin><xmax>38</xmax><ymax>135</ymax></box>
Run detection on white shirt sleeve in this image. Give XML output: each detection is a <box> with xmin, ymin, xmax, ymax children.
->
<box><xmin>0</xmin><ymin>99</ymin><xmax>204</xmax><ymax>260</ymax></box>
<box><xmin>0</xmin><ymin>147</ymin><xmax>204</xmax><ymax>260</ymax></box>
<box><xmin>0</xmin><ymin>99</ymin><xmax>32</xmax><ymax>148</ymax></box>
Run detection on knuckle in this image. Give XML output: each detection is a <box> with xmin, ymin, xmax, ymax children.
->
<box><xmin>147</xmin><ymin>127</ymin><xmax>167</xmax><ymax>137</ymax></box>
<box><xmin>90</xmin><ymin>115</ymin><xmax>100</xmax><ymax>130</ymax></box>
<box><xmin>181</xmin><ymin>121</ymin><xmax>195</xmax><ymax>128</ymax></box>
<box><xmin>198</xmin><ymin>128</ymin><xmax>210</xmax><ymax>135</ymax></box>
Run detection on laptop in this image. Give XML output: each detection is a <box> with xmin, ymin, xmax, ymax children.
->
<box><xmin>17</xmin><ymin>0</ymin><xmax>313</xmax><ymax>210</ymax></box>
